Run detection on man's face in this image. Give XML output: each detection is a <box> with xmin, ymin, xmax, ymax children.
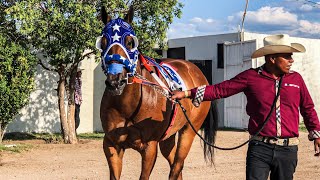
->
<box><xmin>273</xmin><ymin>53</ymin><xmax>294</xmax><ymax>74</ymax></box>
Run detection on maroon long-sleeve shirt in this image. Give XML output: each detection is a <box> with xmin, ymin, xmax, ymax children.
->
<box><xmin>191</xmin><ymin>66</ymin><xmax>320</xmax><ymax>140</ymax></box>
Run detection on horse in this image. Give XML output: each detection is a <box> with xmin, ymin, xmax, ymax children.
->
<box><xmin>96</xmin><ymin>6</ymin><xmax>217</xmax><ymax>180</ymax></box>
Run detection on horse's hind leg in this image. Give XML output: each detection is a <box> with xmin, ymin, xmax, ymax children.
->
<box><xmin>139</xmin><ymin>140</ymin><xmax>158</xmax><ymax>180</ymax></box>
<box><xmin>159</xmin><ymin>134</ymin><xmax>182</xmax><ymax>180</ymax></box>
<box><xmin>170</xmin><ymin>128</ymin><xmax>197</xmax><ymax>180</ymax></box>
<box><xmin>103</xmin><ymin>137</ymin><xmax>125</xmax><ymax>180</ymax></box>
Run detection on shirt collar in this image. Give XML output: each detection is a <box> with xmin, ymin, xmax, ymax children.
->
<box><xmin>258</xmin><ymin>64</ymin><xmax>288</xmax><ymax>80</ymax></box>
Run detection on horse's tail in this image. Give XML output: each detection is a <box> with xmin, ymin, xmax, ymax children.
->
<box><xmin>201</xmin><ymin>101</ymin><xmax>218</xmax><ymax>165</ymax></box>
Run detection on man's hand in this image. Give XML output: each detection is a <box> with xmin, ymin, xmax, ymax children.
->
<box><xmin>314</xmin><ymin>138</ymin><xmax>320</xmax><ymax>156</ymax></box>
<box><xmin>171</xmin><ymin>90</ymin><xmax>189</xmax><ymax>100</ymax></box>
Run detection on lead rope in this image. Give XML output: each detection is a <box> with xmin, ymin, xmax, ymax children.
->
<box><xmin>176</xmin><ymin>75</ymin><xmax>283</xmax><ymax>150</ymax></box>
<box><xmin>132</xmin><ymin>72</ymin><xmax>283</xmax><ymax>150</ymax></box>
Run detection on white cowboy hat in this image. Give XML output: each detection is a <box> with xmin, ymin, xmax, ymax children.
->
<box><xmin>251</xmin><ymin>34</ymin><xmax>306</xmax><ymax>58</ymax></box>
<box><xmin>77</xmin><ymin>68</ymin><xmax>84</xmax><ymax>72</ymax></box>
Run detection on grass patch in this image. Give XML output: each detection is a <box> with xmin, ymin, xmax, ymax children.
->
<box><xmin>0</xmin><ymin>144</ymin><xmax>33</xmax><ymax>153</ymax></box>
<box><xmin>34</xmin><ymin>133</ymin><xmax>63</xmax><ymax>144</ymax></box>
<box><xmin>3</xmin><ymin>132</ymin><xmax>37</xmax><ymax>140</ymax></box>
<box><xmin>3</xmin><ymin>132</ymin><xmax>105</xmax><ymax>144</ymax></box>
<box><xmin>299</xmin><ymin>123</ymin><xmax>308</xmax><ymax>132</ymax></box>
<box><xmin>78</xmin><ymin>132</ymin><xmax>104</xmax><ymax>139</ymax></box>
<box><xmin>0</xmin><ymin>132</ymin><xmax>105</xmax><ymax>153</ymax></box>
<box><xmin>4</xmin><ymin>132</ymin><xmax>63</xmax><ymax>144</ymax></box>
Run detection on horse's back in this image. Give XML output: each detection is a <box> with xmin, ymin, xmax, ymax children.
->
<box><xmin>161</xmin><ymin>58</ymin><xmax>209</xmax><ymax>88</ymax></box>
<box><xmin>160</xmin><ymin>58</ymin><xmax>211</xmax><ymax>140</ymax></box>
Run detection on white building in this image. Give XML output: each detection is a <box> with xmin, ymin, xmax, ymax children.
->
<box><xmin>7</xmin><ymin>32</ymin><xmax>320</xmax><ymax>133</ymax></box>
<box><xmin>165</xmin><ymin>32</ymin><xmax>320</xmax><ymax>128</ymax></box>
<box><xmin>7</xmin><ymin>53</ymin><xmax>106</xmax><ymax>133</ymax></box>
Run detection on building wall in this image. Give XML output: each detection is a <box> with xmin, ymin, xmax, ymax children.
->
<box><xmin>167</xmin><ymin>32</ymin><xmax>320</xmax><ymax>128</ymax></box>
<box><xmin>223</xmin><ymin>40</ymin><xmax>256</xmax><ymax>128</ymax></box>
<box><xmin>7</xmin><ymin>53</ymin><xmax>105</xmax><ymax>133</ymax></box>
<box><xmin>78</xmin><ymin>55</ymin><xmax>106</xmax><ymax>133</ymax></box>
<box><xmin>166</xmin><ymin>33</ymin><xmax>240</xmax><ymax>126</ymax></box>
<box><xmin>245</xmin><ymin>32</ymin><xmax>320</xmax><ymax>122</ymax></box>
<box><xmin>8</xmin><ymin>32</ymin><xmax>320</xmax><ymax>132</ymax></box>
<box><xmin>7</xmin><ymin>65</ymin><xmax>61</xmax><ymax>133</ymax></box>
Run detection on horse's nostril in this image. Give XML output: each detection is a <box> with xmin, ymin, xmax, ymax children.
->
<box><xmin>105</xmin><ymin>79</ymin><xmax>120</xmax><ymax>88</ymax></box>
<box><xmin>120</xmin><ymin>79</ymin><xmax>127</xmax><ymax>84</ymax></box>
<box><xmin>105</xmin><ymin>80</ymin><xmax>113</xmax><ymax>87</ymax></box>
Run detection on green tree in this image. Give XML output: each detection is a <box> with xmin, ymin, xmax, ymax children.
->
<box><xmin>7</xmin><ymin>0</ymin><xmax>102</xmax><ymax>144</ymax></box>
<box><xmin>103</xmin><ymin>0</ymin><xmax>183</xmax><ymax>57</ymax></box>
<box><xmin>6</xmin><ymin>0</ymin><xmax>183</xmax><ymax>144</ymax></box>
<box><xmin>0</xmin><ymin>1</ymin><xmax>37</xmax><ymax>143</ymax></box>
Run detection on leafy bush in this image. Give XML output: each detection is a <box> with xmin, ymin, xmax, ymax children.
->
<box><xmin>0</xmin><ymin>32</ymin><xmax>37</xmax><ymax>142</ymax></box>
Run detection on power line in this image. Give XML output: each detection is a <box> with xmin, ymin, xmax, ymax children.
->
<box><xmin>303</xmin><ymin>0</ymin><xmax>319</xmax><ymax>5</ymax></box>
<box><xmin>295</xmin><ymin>0</ymin><xmax>320</xmax><ymax>8</ymax></box>
<box><xmin>240</xmin><ymin>0</ymin><xmax>249</xmax><ymax>33</ymax></box>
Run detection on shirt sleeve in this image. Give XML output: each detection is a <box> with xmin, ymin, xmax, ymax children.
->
<box><xmin>299</xmin><ymin>75</ymin><xmax>320</xmax><ymax>140</ymax></box>
<box><xmin>191</xmin><ymin>70</ymin><xmax>249</xmax><ymax>101</ymax></box>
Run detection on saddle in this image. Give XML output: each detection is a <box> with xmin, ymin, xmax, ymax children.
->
<box><xmin>139</xmin><ymin>55</ymin><xmax>187</xmax><ymax>140</ymax></box>
<box><xmin>141</xmin><ymin>55</ymin><xmax>187</xmax><ymax>92</ymax></box>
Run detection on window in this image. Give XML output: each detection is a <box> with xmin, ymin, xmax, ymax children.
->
<box><xmin>167</xmin><ymin>47</ymin><xmax>185</xmax><ymax>59</ymax></box>
<box><xmin>189</xmin><ymin>60</ymin><xmax>212</xmax><ymax>84</ymax></box>
<box><xmin>217</xmin><ymin>43</ymin><xmax>224</xmax><ymax>69</ymax></box>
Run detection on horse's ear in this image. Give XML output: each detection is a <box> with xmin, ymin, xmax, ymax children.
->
<box><xmin>101</xmin><ymin>6</ymin><xmax>111</xmax><ymax>25</ymax></box>
<box><xmin>124</xmin><ymin>6</ymin><xmax>134</xmax><ymax>24</ymax></box>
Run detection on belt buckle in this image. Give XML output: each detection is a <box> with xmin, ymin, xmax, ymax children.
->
<box><xmin>267</xmin><ymin>137</ymin><xmax>278</xmax><ymax>145</ymax></box>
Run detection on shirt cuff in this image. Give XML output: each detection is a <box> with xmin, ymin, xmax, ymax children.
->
<box><xmin>191</xmin><ymin>85</ymin><xmax>206</xmax><ymax>107</ymax></box>
<box><xmin>308</xmin><ymin>130</ymin><xmax>320</xmax><ymax>141</ymax></box>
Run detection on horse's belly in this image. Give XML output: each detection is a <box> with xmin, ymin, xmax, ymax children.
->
<box><xmin>105</xmin><ymin>121</ymin><xmax>165</xmax><ymax>151</ymax></box>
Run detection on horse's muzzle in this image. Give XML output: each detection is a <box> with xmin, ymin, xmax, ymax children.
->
<box><xmin>105</xmin><ymin>76</ymin><xmax>127</xmax><ymax>96</ymax></box>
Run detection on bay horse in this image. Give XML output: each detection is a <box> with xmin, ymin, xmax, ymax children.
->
<box><xmin>97</xmin><ymin>6</ymin><xmax>217</xmax><ymax>180</ymax></box>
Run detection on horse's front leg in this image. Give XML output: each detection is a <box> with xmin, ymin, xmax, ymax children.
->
<box><xmin>169</xmin><ymin>127</ymin><xmax>196</xmax><ymax>180</ymax></box>
<box><xmin>139</xmin><ymin>141</ymin><xmax>158</xmax><ymax>180</ymax></box>
<box><xmin>103</xmin><ymin>137</ymin><xmax>125</xmax><ymax>180</ymax></box>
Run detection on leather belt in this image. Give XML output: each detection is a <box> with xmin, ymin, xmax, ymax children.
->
<box><xmin>251</xmin><ymin>136</ymin><xmax>299</xmax><ymax>146</ymax></box>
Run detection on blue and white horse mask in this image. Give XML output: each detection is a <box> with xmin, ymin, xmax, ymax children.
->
<box><xmin>96</xmin><ymin>18</ymin><xmax>139</xmax><ymax>75</ymax></box>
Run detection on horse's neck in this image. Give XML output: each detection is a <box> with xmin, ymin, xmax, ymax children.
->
<box><xmin>122</xmin><ymin>59</ymin><xmax>164</xmax><ymax>100</ymax></box>
<box><xmin>137</xmin><ymin>58</ymin><xmax>167</xmax><ymax>86</ymax></box>
<box><xmin>119</xmin><ymin>61</ymin><xmax>149</xmax><ymax>99</ymax></box>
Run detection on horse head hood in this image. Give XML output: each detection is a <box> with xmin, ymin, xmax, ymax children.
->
<box><xmin>96</xmin><ymin>18</ymin><xmax>139</xmax><ymax>75</ymax></box>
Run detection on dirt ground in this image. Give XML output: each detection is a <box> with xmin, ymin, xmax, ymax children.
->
<box><xmin>0</xmin><ymin>131</ymin><xmax>319</xmax><ymax>180</ymax></box>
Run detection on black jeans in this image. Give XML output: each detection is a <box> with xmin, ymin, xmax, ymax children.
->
<box><xmin>246</xmin><ymin>140</ymin><xmax>298</xmax><ymax>180</ymax></box>
<box><xmin>75</xmin><ymin>104</ymin><xmax>80</xmax><ymax>130</ymax></box>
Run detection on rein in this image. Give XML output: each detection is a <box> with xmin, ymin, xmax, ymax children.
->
<box><xmin>126</xmin><ymin>54</ymin><xmax>173</xmax><ymax>99</ymax></box>
<box><xmin>128</xmin><ymin>72</ymin><xmax>172</xmax><ymax>99</ymax></box>
<box><xmin>131</xmin><ymin>64</ymin><xmax>284</xmax><ymax>150</ymax></box>
<box><xmin>177</xmin><ymin>75</ymin><xmax>283</xmax><ymax>150</ymax></box>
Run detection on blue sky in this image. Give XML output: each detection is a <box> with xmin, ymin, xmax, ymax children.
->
<box><xmin>167</xmin><ymin>0</ymin><xmax>320</xmax><ymax>39</ymax></box>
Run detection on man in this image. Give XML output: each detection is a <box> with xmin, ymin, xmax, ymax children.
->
<box><xmin>172</xmin><ymin>34</ymin><xmax>320</xmax><ymax>180</ymax></box>
<box><xmin>75</xmin><ymin>68</ymin><xmax>83</xmax><ymax>131</ymax></box>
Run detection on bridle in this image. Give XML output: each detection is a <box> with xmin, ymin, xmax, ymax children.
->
<box><xmin>95</xmin><ymin>17</ymin><xmax>284</xmax><ymax>150</ymax></box>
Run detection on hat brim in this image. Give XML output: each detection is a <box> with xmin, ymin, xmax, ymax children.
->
<box><xmin>251</xmin><ymin>43</ymin><xmax>306</xmax><ymax>58</ymax></box>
